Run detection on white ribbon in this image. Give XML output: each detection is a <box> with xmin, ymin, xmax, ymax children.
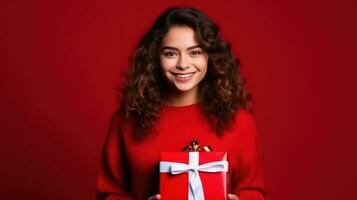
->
<box><xmin>160</xmin><ymin>152</ymin><xmax>228</xmax><ymax>200</ymax></box>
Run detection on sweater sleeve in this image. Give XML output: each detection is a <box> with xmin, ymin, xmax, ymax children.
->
<box><xmin>232</xmin><ymin>110</ymin><xmax>266</xmax><ymax>200</ymax></box>
<box><xmin>96</xmin><ymin>110</ymin><xmax>133</xmax><ymax>200</ymax></box>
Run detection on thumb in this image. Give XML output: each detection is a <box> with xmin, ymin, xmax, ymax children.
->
<box><xmin>148</xmin><ymin>194</ymin><xmax>161</xmax><ymax>200</ymax></box>
<box><xmin>228</xmin><ymin>194</ymin><xmax>239</xmax><ymax>200</ymax></box>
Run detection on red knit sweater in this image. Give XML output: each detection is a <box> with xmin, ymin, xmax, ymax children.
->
<box><xmin>96</xmin><ymin>103</ymin><xmax>266</xmax><ymax>200</ymax></box>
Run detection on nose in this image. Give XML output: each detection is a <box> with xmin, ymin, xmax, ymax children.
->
<box><xmin>176</xmin><ymin>54</ymin><xmax>189</xmax><ymax>70</ymax></box>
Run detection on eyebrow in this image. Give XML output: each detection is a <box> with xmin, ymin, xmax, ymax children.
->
<box><xmin>160</xmin><ymin>45</ymin><xmax>202</xmax><ymax>51</ymax></box>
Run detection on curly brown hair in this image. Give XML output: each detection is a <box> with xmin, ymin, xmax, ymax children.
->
<box><xmin>119</xmin><ymin>7</ymin><xmax>251</xmax><ymax>138</ymax></box>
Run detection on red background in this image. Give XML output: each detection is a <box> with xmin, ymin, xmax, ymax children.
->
<box><xmin>1</xmin><ymin>0</ymin><xmax>356</xmax><ymax>199</ymax></box>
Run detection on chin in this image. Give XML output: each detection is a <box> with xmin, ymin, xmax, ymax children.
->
<box><xmin>172</xmin><ymin>84</ymin><xmax>196</xmax><ymax>93</ymax></box>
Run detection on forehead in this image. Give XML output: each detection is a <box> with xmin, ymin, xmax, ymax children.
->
<box><xmin>161</xmin><ymin>26</ymin><xmax>199</xmax><ymax>49</ymax></box>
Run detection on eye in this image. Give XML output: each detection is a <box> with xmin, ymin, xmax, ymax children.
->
<box><xmin>189</xmin><ymin>49</ymin><xmax>203</xmax><ymax>57</ymax></box>
<box><xmin>163</xmin><ymin>51</ymin><xmax>178</xmax><ymax>58</ymax></box>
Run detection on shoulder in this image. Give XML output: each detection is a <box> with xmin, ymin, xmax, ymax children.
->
<box><xmin>227</xmin><ymin>108</ymin><xmax>258</xmax><ymax>138</ymax></box>
<box><xmin>104</xmin><ymin>109</ymin><xmax>132</xmax><ymax>149</ymax></box>
<box><xmin>109</xmin><ymin>108</ymin><xmax>123</xmax><ymax>125</ymax></box>
<box><xmin>233</xmin><ymin>108</ymin><xmax>256</xmax><ymax>127</ymax></box>
<box><xmin>231</xmin><ymin>109</ymin><xmax>263</xmax><ymax>155</ymax></box>
<box><xmin>107</xmin><ymin>108</ymin><xmax>130</xmax><ymax>134</ymax></box>
<box><xmin>236</xmin><ymin>108</ymin><xmax>253</xmax><ymax>118</ymax></box>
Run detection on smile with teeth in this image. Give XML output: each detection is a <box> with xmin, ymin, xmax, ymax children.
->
<box><xmin>172</xmin><ymin>72</ymin><xmax>195</xmax><ymax>80</ymax></box>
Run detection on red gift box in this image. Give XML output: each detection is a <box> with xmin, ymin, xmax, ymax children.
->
<box><xmin>160</xmin><ymin>151</ymin><xmax>228</xmax><ymax>200</ymax></box>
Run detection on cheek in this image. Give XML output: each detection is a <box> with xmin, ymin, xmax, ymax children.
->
<box><xmin>194</xmin><ymin>57</ymin><xmax>208</xmax><ymax>70</ymax></box>
<box><xmin>160</xmin><ymin>57</ymin><xmax>177</xmax><ymax>71</ymax></box>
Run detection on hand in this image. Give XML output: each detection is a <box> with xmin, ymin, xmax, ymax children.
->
<box><xmin>148</xmin><ymin>194</ymin><xmax>161</xmax><ymax>200</ymax></box>
<box><xmin>228</xmin><ymin>193</ymin><xmax>239</xmax><ymax>200</ymax></box>
<box><xmin>148</xmin><ymin>193</ymin><xmax>237</xmax><ymax>200</ymax></box>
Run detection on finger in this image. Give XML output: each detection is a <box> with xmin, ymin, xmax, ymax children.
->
<box><xmin>148</xmin><ymin>194</ymin><xmax>161</xmax><ymax>200</ymax></box>
<box><xmin>228</xmin><ymin>194</ymin><xmax>239</xmax><ymax>200</ymax></box>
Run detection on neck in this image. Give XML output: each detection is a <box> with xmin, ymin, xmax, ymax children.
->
<box><xmin>163</xmin><ymin>88</ymin><xmax>199</xmax><ymax>106</ymax></box>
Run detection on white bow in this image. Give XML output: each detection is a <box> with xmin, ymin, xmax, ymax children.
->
<box><xmin>160</xmin><ymin>152</ymin><xmax>228</xmax><ymax>200</ymax></box>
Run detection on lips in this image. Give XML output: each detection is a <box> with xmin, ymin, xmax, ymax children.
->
<box><xmin>171</xmin><ymin>72</ymin><xmax>195</xmax><ymax>81</ymax></box>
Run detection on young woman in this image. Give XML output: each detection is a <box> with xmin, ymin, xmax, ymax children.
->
<box><xmin>96</xmin><ymin>7</ymin><xmax>266</xmax><ymax>200</ymax></box>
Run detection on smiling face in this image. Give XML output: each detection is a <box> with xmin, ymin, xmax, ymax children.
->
<box><xmin>159</xmin><ymin>26</ymin><xmax>208</xmax><ymax>105</ymax></box>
